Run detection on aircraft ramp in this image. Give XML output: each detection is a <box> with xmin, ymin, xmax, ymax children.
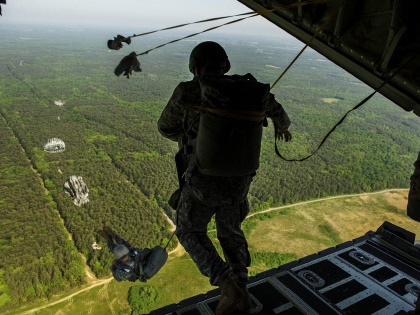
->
<box><xmin>151</xmin><ymin>221</ymin><xmax>420</xmax><ymax>314</ymax></box>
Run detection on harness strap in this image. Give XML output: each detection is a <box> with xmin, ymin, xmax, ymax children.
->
<box><xmin>135</xmin><ymin>254</ymin><xmax>143</xmax><ymax>278</ymax></box>
<box><xmin>197</xmin><ymin>107</ymin><xmax>266</xmax><ymax>122</ymax></box>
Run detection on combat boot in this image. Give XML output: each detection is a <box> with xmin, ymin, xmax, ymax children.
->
<box><xmin>215</xmin><ymin>276</ymin><xmax>243</xmax><ymax>315</ymax></box>
<box><xmin>103</xmin><ymin>226</ymin><xmax>115</xmax><ymax>237</ymax></box>
<box><xmin>237</xmin><ymin>284</ymin><xmax>252</xmax><ymax>312</ymax></box>
<box><xmin>97</xmin><ymin>230</ymin><xmax>112</xmax><ymax>243</ymax></box>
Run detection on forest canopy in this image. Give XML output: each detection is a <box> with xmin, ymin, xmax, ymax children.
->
<box><xmin>0</xmin><ymin>24</ymin><xmax>419</xmax><ymax>311</ymax></box>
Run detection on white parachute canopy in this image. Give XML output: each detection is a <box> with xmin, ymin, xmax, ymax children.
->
<box><xmin>63</xmin><ymin>175</ymin><xmax>89</xmax><ymax>206</ymax></box>
<box><xmin>44</xmin><ymin>138</ymin><xmax>65</xmax><ymax>153</ymax></box>
<box><xmin>54</xmin><ymin>100</ymin><xmax>65</xmax><ymax>106</ymax></box>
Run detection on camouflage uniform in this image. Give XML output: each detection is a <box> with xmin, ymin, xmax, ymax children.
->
<box><xmin>110</xmin><ymin>252</ymin><xmax>140</xmax><ymax>282</ymax></box>
<box><xmin>106</xmin><ymin>235</ymin><xmax>145</xmax><ymax>282</ymax></box>
<box><xmin>407</xmin><ymin>151</ymin><xmax>420</xmax><ymax>220</ymax></box>
<box><xmin>158</xmin><ymin>76</ymin><xmax>290</xmax><ymax>286</ymax></box>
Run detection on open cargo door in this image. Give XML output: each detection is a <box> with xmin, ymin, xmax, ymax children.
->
<box><xmin>237</xmin><ymin>0</ymin><xmax>420</xmax><ymax>117</ymax></box>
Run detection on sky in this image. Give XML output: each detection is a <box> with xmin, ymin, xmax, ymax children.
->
<box><xmin>1</xmin><ymin>0</ymin><xmax>290</xmax><ymax>38</ymax></box>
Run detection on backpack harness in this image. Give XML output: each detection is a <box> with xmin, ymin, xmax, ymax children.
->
<box><xmin>169</xmin><ymin>73</ymin><xmax>271</xmax><ymax>210</ymax></box>
<box><xmin>185</xmin><ymin>73</ymin><xmax>270</xmax><ymax>176</ymax></box>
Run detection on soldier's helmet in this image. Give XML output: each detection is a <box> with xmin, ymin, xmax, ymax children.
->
<box><xmin>189</xmin><ymin>41</ymin><xmax>231</xmax><ymax>74</ymax></box>
<box><xmin>113</xmin><ymin>244</ymin><xmax>130</xmax><ymax>260</ymax></box>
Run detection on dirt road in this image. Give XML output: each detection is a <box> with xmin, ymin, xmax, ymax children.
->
<box><xmin>246</xmin><ymin>188</ymin><xmax>408</xmax><ymax>218</ymax></box>
<box><xmin>21</xmin><ymin>278</ymin><xmax>113</xmax><ymax>315</ymax></box>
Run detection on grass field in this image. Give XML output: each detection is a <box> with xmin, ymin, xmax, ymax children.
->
<box><xmin>247</xmin><ymin>190</ymin><xmax>420</xmax><ymax>259</ymax></box>
<box><xmin>6</xmin><ymin>189</ymin><xmax>419</xmax><ymax>315</ymax></box>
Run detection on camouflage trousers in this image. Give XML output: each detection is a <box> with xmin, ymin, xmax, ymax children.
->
<box><xmin>175</xmin><ymin>173</ymin><xmax>252</xmax><ymax>286</ymax></box>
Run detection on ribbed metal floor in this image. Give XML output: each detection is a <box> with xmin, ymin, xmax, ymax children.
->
<box><xmin>150</xmin><ymin>222</ymin><xmax>420</xmax><ymax>315</ymax></box>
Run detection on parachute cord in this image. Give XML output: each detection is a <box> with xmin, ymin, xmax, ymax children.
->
<box><xmin>275</xmin><ymin>90</ymin><xmax>377</xmax><ymax>162</ymax></box>
<box><xmin>136</xmin><ymin>13</ymin><xmax>260</xmax><ymax>56</ymax></box>
<box><xmin>127</xmin><ymin>0</ymin><xmax>323</xmax><ymax>41</ymax></box>
<box><xmin>128</xmin><ymin>10</ymin><xmax>274</xmax><ymax>39</ymax></box>
<box><xmin>135</xmin><ymin>1</ymin><xmax>327</xmax><ymax>57</ymax></box>
<box><xmin>111</xmin><ymin>1</ymin><xmax>331</xmax><ymax>57</ymax></box>
<box><xmin>276</xmin><ymin>50</ymin><xmax>420</xmax><ymax>162</ymax></box>
<box><xmin>163</xmin><ymin>231</ymin><xmax>176</xmax><ymax>251</ymax></box>
<box><xmin>270</xmin><ymin>4</ymin><xmax>342</xmax><ymax>91</ymax></box>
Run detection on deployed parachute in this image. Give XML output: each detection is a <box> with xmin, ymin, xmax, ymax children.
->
<box><xmin>53</xmin><ymin>100</ymin><xmax>65</xmax><ymax>106</ymax></box>
<box><xmin>44</xmin><ymin>138</ymin><xmax>65</xmax><ymax>153</ymax></box>
<box><xmin>63</xmin><ymin>175</ymin><xmax>89</xmax><ymax>206</ymax></box>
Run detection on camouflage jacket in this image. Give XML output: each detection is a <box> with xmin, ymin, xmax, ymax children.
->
<box><xmin>157</xmin><ymin>75</ymin><xmax>291</xmax><ymax>147</ymax></box>
<box><xmin>110</xmin><ymin>249</ymin><xmax>141</xmax><ymax>282</ymax></box>
<box><xmin>158</xmin><ymin>75</ymin><xmax>291</xmax><ymax>205</ymax></box>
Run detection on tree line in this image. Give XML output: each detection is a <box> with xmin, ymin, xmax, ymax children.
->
<box><xmin>0</xmin><ymin>26</ymin><xmax>419</xmax><ymax>312</ymax></box>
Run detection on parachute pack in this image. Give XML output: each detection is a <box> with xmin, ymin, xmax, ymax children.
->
<box><xmin>139</xmin><ymin>246</ymin><xmax>168</xmax><ymax>280</ymax></box>
<box><xmin>194</xmin><ymin>73</ymin><xmax>270</xmax><ymax>177</ymax></box>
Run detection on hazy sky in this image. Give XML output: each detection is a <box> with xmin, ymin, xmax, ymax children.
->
<box><xmin>2</xmin><ymin>0</ymin><xmax>290</xmax><ymax>37</ymax></box>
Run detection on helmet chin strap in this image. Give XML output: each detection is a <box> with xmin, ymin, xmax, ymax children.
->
<box><xmin>207</xmin><ymin>61</ymin><xmax>230</xmax><ymax>76</ymax></box>
<box><xmin>194</xmin><ymin>62</ymin><xmax>226</xmax><ymax>77</ymax></box>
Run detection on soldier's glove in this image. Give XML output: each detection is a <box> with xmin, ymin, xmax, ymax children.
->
<box><xmin>114</xmin><ymin>52</ymin><xmax>142</xmax><ymax>79</ymax></box>
<box><xmin>107</xmin><ymin>35</ymin><xmax>131</xmax><ymax>50</ymax></box>
<box><xmin>276</xmin><ymin>130</ymin><xmax>292</xmax><ymax>142</ymax></box>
